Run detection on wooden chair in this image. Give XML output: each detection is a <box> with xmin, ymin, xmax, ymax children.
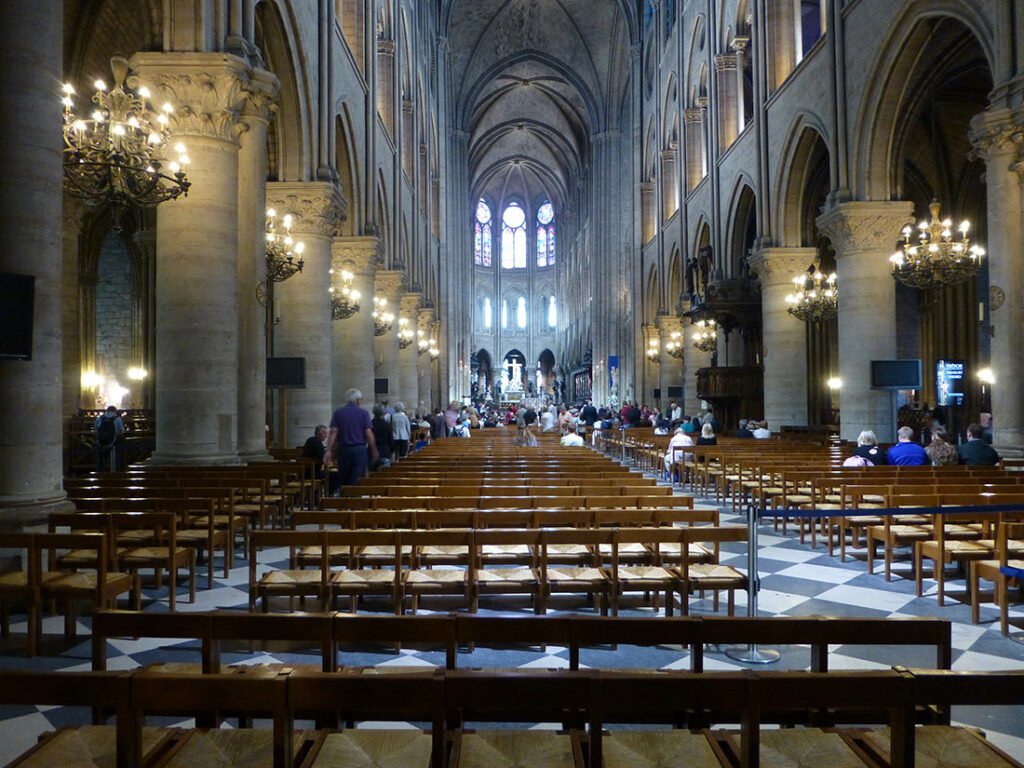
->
<box><xmin>915</xmin><ymin>506</ymin><xmax>999</xmax><ymax>606</ymax></box>
<box><xmin>539</xmin><ymin>529</ymin><xmax>613</xmax><ymax>615</ymax></box>
<box><xmin>677</xmin><ymin>526</ymin><xmax>748</xmax><ymax>616</ymax></box>
<box><xmin>0</xmin><ymin>533</ymin><xmax>39</xmax><ymax>656</ymax></box>
<box><xmin>328</xmin><ymin>530</ymin><xmax>402</xmax><ymax>614</ymax></box>
<box><xmin>472</xmin><ymin>529</ymin><xmax>542</xmax><ymax>614</ymax></box>
<box><xmin>612</xmin><ymin>527</ymin><xmax>686</xmax><ymax>616</ymax></box>
<box><xmin>249</xmin><ymin>530</ymin><xmax>329</xmax><ymax>612</ymax></box>
<box><xmin>867</xmin><ymin>493</ymin><xmax>941</xmax><ymax>581</ymax></box>
<box><xmin>402</xmin><ymin>529</ymin><xmax>475</xmax><ymax>614</ymax></box>
<box><xmin>969</xmin><ymin>521</ymin><xmax>1024</xmax><ymax>635</ymax></box>
<box><xmin>112</xmin><ymin>512</ymin><xmax>196</xmax><ymax>611</ymax></box>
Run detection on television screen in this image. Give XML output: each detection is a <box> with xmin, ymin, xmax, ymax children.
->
<box><xmin>936</xmin><ymin>359</ymin><xmax>965</xmax><ymax>407</ymax></box>
<box><xmin>266</xmin><ymin>357</ymin><xmax>306</xmax><ymax>388</ymax></box>
<box><xmin>870</xmin><ymin>359</ymin><xmax>921</xmax><ymax>390</ymax></box>
<box><xmin>374</xmin><ymin>377</ymin><xmax>389</xmax><ymax>395</ymax></box>
<box><xmin>0</xmin><ymin>272</ymin><xmax>35</xmax><ymax>360</ymax></box>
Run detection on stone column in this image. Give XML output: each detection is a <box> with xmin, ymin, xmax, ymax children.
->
<box><xmin>398</xmin><ymin>293</ymin><xmax>421</xmax><ymax>407</ymax></box>
<box><xmin>970</xmin><ymin>110</ymin><xmax>1024</xmax><ymax>454</ymax></box>
<box><xmin>132</xmin><ymin>53</ymin><xmax>250</xmax><ymax>464</ymax></box>
<box><xmin>767</xmin><ymin>0</ymin><xmax>796</xmax><ymax>91</ymax></box>
<box><xmin>130</xmin><ymin>227</ymin><xmax>157</xmax><ymax>410</ymax></box>
<box><xmin>817</xmin><ymin>201</ymin><xmax>914</xmax><ymax>442</ymax></box>
<box><xmin>715</xmin><ymin>53</ymin><xmax>739</xmax><ymax>150</ymax></box>
<box><xmin>417</xmin><ymin>306</ymin><xmax>435</xmax><ymax>413</ymax></box>
<box><xmin>0</xmin><ymin>0</ymin><xmax>69</xmax><ymax>524</ymax></box>
<box><xmin>331</xmin><ymin>236</ymin><xmax>381</xmax><ymax>407</ymax></box>
<box><xmin>401</xmin><ymin>99</ymin><xmax>414</xmax><ymax>179</ymax></box>
<box><xmin>660</xmin><ymin>148</ymin><xmax>678</xmax><ymax>220</ymax></box>
<box><xmin>641</xmin><ymin>324</ymin><xmax>659</xmax><ymax>406</ymax></box>
<box><xmin>373</xmin><ymin>270</ymin><xmax>405</xmax><ymax>406</ymax></box>
<box><xmin>749</xmin><ymin>246</ymin><xmax>816</xmax><ymax>429</ymax></box>
<box><xmin>658</xmin><ymin>315</ymin><xmax>684</xmax><ymax>412</ymax></box>
<box><xmin>640</xmin><ymin>182</ymin><xmax>656</xmax><ymax>244</ymax></box>
<box><xmin>684</xmin><ymin>108</ymin><xmax>705</xmax><ymax>193</ymax></box>
<box><xmin>732</xmin><ymin>37</ymin><xmax>750</xmax><ymax>134</ymax></box>
<box><xmin>61</xmin><ymin>199</ymin><xmax>87</xmax><ymax>419</ymax></box>
<box><xmin>376</xmin><ymin>39</ymin><xmax>395</xmax><ymax>136</ymax></box>
<box><xmin>267</xmin><ymin>182</ymin><xmax>344</xmax><ymax>447</ymax></box>
<box><xmin>236</xmin><ymin>68</ymin><xmax>279</xmax><ymax>461</ymax></box>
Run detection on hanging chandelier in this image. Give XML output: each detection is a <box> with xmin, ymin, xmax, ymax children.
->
<box><xmin>61</xmin><ymin>56</ymin><xmax>190</xmax><ymax>230</ymax></box>
<box><xmin>417</xmin><ymin>329</ymin><xmax>430</xmax><ymax>355</ymax></box>
<box><xmin>329</xmin><ymin>268</ymin><xmax>361</xmax><ymax>320</ymax></box>
<box><xmin>665</xmin><ymin>330</ymin><xmax>684</xmax><ymax>359</ymax></box>
<box><xmin>646</xmin><ymin>339</ymin><xmax>660</xmax><ymax>363</ymax></box>
<box><xmin>265</xmin><ymin>208</ymin><xmax>305</xmax><ymax>282</ymax></box>
<box><xmin>889</xmin><ymin>200</ymin><xmax>984</xmax><ymax>289</ymax></box>
<box><xmin>785</xmin><ymin>267</ymin><xmax>838</xmax><ymax>323</ymax></box>
<box><xmin>692</xmin><ymin>319</ymin><xmax>718</xmax><ymax>353</ymax></box>
<box><xmin>398</xmin><ymin>317</ymin><xmax>415</xmax><ymax>348</ymax></box>
<box><xmin>373</xmin><ymin>296</ymin><xmax>395</xmax><ymax>336</ymax></box>
<box><xmin>429</xmin><ymin>338</ymin><xmax>440</xmax><ymax>359</ymax></box>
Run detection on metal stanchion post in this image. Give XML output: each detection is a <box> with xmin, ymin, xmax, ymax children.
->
<box><xmin>726</xmin><ymin>500</ymin><xmax>781</xmax><ymax>664</ymax></box>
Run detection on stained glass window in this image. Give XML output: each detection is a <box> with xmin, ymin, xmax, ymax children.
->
<box><xmin>536</xmin><ymin>201</ymin><xmax>555</xmax><ymax>267</ymax></box>
<box><xmin>474</xmin><ymin>200</ymin><xmax>492</xmax><ymax>267</ymax></box>
<box><xmin>502</xmin><ymin>203</ymin><xmax>527</xmax><ymax>269</ymax></box>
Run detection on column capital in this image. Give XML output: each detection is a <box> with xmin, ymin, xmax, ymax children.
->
<box><xmin>684</xmin><ymin>108</ymin><xmax>704</xmax><ymax>123</ymax></box>
<box><xmin>715</xmin><ymin>53</ymin><xmax>738</xmax><ymax>72</ymax></box>
<box><xmin>815</xmin><ymin>201</ymin><xmax>914</xmax><ymax>255</ymax></box>
<box><xmin>968</xmin><ymin>107</ymin><xmax>1024</xmax><ymax>166</ymax></box>
<box><xmin>656</xmin><ymin>314</ymin><xmax>683</xmax><ymax>334</ymax></box>
<box><xmin>731</xmin><ymin>36</ymin><xmax>750</xmax><ymax>55</ymax></box>
<box><xmin>129</xmin><ymin>52</ymin><xmax>254</xmax><ymax>142</ymax></box>
<box><xmin>239</xmin><ymin>66</ymin><xmax>280</xmax><ymax>127</ymax></box>
<box><xmin>747</xmin><ymin>246</ymin><xmax>818</xmax><ymax>285</ymax></box>
<box><xmin>332</xmin><ymin>236</ymin><xmax>383</xmax><ymax>274</ymax></box>
<box><xmin>267</xmin><ymin>181</ymin><xmax>347</xmax><ymax>238</ymax></box>
<box><xmin>418</xmin><ymin>306</ymin><xmax>435</xmax><ymax>326</ymax></box>
<box><xmin>640</xmin><ymin>182</ymin><xmax>655</xmax><ymax>193</ymax></box>
<box><xmin>400</xmin><ymin>292</ymin><xmax>422</xmax><ymax>316</ymax></box>
<box><xmin>660</xmin><ymin>147</ymin><xmax>677</xmax><ymax>162</ymax></box>
<box><xmin>375</xmin><ymin>269</ymin><xmax>406</xmax><ymax>302</ymax></box>
<box><xmin>377</xmin><ymin>39</ymin><xmax>395</xmax><ymax>56</ymax></box>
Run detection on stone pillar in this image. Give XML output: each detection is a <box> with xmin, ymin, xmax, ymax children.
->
<box><xmin>417</xmin><ymin>306</ymin><xmax>435</xmax><ymax>413</ymax></box>
<box><xmin>817</xmin><ymin>202</ymin><xmax>914</xmax><ymax>442</ymax></box>
<box><xmin>373</xmin><ymin>270</ymin><xmax>405</xmax><ymax>405</ymax></box>
<box><xmin>236</xmin><ymin>69</ymin><xmax>279</xmax><ymax>461</ymax></box>
<box><xmin>715</xmin><ymin>53</ymin><xmax>739</xmax><ymax>150</ymax></box>
<box><xmin>267</xmin><ymin>182</ymin><xmax>344</xmax><ymax>447</ymax></box>
<box><xmin>61</xmin><ymin>199</ymin><xmax>87</xmax><ymax>419</ymax></box>
<box><xmin>398</xmin><ymin>293</ymin><xmax>421</xmax><ymax>407</ymax></box>
<box><xmin>133</xmin><ymin>53</ymin><xmax>250</xmax><ymax>464</ymax></box>
<box><xmin>376</xmin><ymin>39</ymin><xmax>395</xmax><ymax>136</ymax></box>
<box><xmin>684</xmin><ymin>108</ymin><xmax>705</xmax><ymax>193</ymax></box>
<box><xmin>640</xmin><ymin>182</ymin><xmax>656</xmax><ymax>244</ymax></box>
<box><xmin>401</xmin><ymin>99</ymin><xmax>414</xmax><ymax>179</ymax></box>
<box><xmin>129</xmin><ymin>226</ymin><xmax>156</xmax><ymax>410</ymax></box>
<box><xmin>732</xmin><ymin>37</ymin><xmax>750</xmax><ymax>133</ymax></box>
<box><xmin>660</xmin><ymin>148</ymin><xmax>678</xmax><ymax>220</ymax></box>
<box><xmin>767</xmin><ymin>0</ymin><xmax>796</xmax><ymax>91</ymax></box>
<box><xmin>970</xmin><ymin>110</ymin><xmax>1024</xmax><ymax>455</ymax></box>
<box><xmin>331</xmin><ymin>236</ymin><xmax>381</xmax><ymax>407</ymax></box>
<box><xmin>749</xmin><ymin>246</ymin><xmax>816</xmax><ymax>429</ymax></box>
<box><xmin>0</xmin><ymin>0</ymin><xmax>69</xmax><ymax>524</ymax></box>
<box><xmin>641</xmin><ymin>324</ymin><xmax>659</xmax><ymax>405</ymax></box>
<box><xmin>657</xmin><ymin>316</ymin><xmax>684</xmax><ymax>412</ymax></box>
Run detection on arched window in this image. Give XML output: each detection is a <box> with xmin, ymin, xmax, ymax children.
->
<box><xmin>516</xmin><ymin>297</ymin><xmax>527</xmax><ymax>329</ymax></box>
<box><xmin>797</xmin><ymin>0</ymin><xmax>825</xmax><ymax>60</ymax></box>
<box><xmin>501</xmin><ymin>299</ymin><xmax>509</xmax><ymax>329</ymax></box>
<box><xmin>536</xmin><ymin>201</ymin><xmax>556</xmax><ymax>267</ymax></box>
<box><xmin>664</xmin><ymin>0</ymin><xmax>676</xmax><ymax>39</ymax></box>
<box><xmin>501</xmin><ymin>202</ymin><xmax>527</xmax><ymax>269</ymax></box>
<box><xmin>483</xmin><ymin>296</ymin><xmax>492</xmax><ymax>330</ymax></box>
<box><xmin>474</xmin><ymin>200</ymin><xmax>492</xmax><ymax>267</ymax></box>
<box><xmin>547</xmin><ymin>296</ymin><xmax>557</xmax><ymax>329</ymax></box>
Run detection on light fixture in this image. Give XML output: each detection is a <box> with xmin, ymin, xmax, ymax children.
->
<box><xmin>692</xmin><ymin>319</ymin><xmax>718</xmax><ymax>353</ymax></box>
<box><xmin>827</xmin><ymin>376</ymin><xmax>843</xmax><ymax>391</ymax></box>
<box><xmin>372</xmin><ymin>296</ymin><xmax>395</xmax><ymax>336</ymax></box>
<box><xmin>646</xmin><ymin>338</ymin><xmax>660</xmax><ymax>363</ymax></box>
<box><xmin>417</xmin><ymin>329</ymin><xmax>430</xmax><ymax>355</ymax></box>
<box><xmin>665</xmin><ymin>330</ymin><xmax>684</xmax><ymax>359</ymax></box>
<box><xmin>81</xmin><ymin>370</ymin><xmax>104</xmax><ymax>389</ymax></box>
<box><xmin>126</xmin><ymin>367</ymin><xmax>148</xmax><ymax>381</ymax></box>
<box><xmin>890</xmin><ymin>200</ymin><xmax>984</xmax><ymax>289</ymax></box>
<box><xmin>398</xmin><ymin>317</ymin><xmax>415</xmax><ymax>349</ymax></box>
<box><xmin>785</xmin><ymin>266</ymin><xmax>838</xmax><ymax>323</ymax></box>
<box><xmin>62</xmin><ymin>56</ymin><xmax>190</xmax><ymax>230</ymax></box>
<box><xmin>429</xmin><ymin>337</ymin><xmax>440</xmax><ymax>359</ymax></box>
<box><xmin>977</xmin><ymin>367</ymin><xmax>995</xmax><ymax>385</ymax></box>
<box><xmin>329</xmin><ymin>268</ymin><xmax>361</xmax><ymax>320</ymax></box>
<box><xmin>265</xmin><ymin>208</ymin><xmax>305</xmax><ymax>282</ymax></box>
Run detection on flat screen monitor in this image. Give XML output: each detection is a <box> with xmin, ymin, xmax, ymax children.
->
<box><xmin>936</xmin><ymin>359</ymin><xmax>965</xmax><ymax>407</ymax></box>
<box><xmin>870</xmin><ymin>359</ymin><xmax>921</xmax><ymax>390</ymax></box>
<box><xmin>266</xmin><ymin>357</ymin><xmax>306</xmax><ymax>388</ymax></box>
<box><xmin>0</xmin><ymin>272</ymin><xmax>35</xmax><ymax>360</ymax></box>
<box><xmin>374</xmin><ymin>377</ymin><xmax>389</xmax><ymax>395</ymax></box>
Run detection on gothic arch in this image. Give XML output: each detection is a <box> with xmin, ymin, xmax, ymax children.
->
<box><xmin>334</xmin><ymin>107</ymin><xmax>361</xmax><ymax>236</ymax></box>
<box><xmin>725</xmin><ymin>179</ymin><xmax>757</xmax><ymax>277</ymax></box>
<box><xmin>775</xmin><ymin>116</ymin><xmax>831</xmax><ymax>246</ymax></box>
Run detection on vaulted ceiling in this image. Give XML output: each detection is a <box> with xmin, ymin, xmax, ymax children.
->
<box><xmin>443</xmin><ymin>0</ymin><xmax>635</xmax><ymax>212</ymax></box>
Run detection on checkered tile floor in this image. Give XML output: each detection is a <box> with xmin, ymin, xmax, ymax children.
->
<box><xmin>1</xmin><ymin>469</ymin><xmax>1023</xmax><ymax>763</ymax></box>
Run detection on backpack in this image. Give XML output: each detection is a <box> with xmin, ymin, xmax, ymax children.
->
<box><xmin>97</xmin><ymin>416</ymin><xmax>117</xmax><ymax>448</ymax></box>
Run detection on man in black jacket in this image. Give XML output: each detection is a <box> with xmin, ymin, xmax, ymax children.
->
<box><xmin>958</xmin><ymin>423</ymin><xmax>1001</xmax><ymax>466</ymax></box>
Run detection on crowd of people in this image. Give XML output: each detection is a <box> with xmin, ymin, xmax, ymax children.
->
<box><xmin>847</xmin><ymin>423</ymin><xmax>1001</xmax><ymax>468</ymax></box>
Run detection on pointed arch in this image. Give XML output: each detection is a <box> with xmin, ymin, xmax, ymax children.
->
<box><xmin>774</xmin><ymin>115</ymin><xmax>831</xmax><ymax>246</ymax></box>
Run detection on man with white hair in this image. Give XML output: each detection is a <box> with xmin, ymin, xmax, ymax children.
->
<box><xmin>325</xmin><ymin>388</ymin><xmax>379</xmax><ymax>487</ymax></box>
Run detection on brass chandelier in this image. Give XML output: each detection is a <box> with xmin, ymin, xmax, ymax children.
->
<box><xmin>372</xmin><ymin>296</ymin><xmax>395</xmax><ymax>336</ymax></box>
<box><xmin>646</xmin><ymin>338</ymin><xmax>660</xmax><ymax>363</ymax></box>
<box><xmin>329</xmin><ymin>268</ymin><xmax>361</xmax><ymax>320</ymax></box>
<box><xmin>397</xmin><ymin>317</ymin><xmax>415</xmax><ymax>349</ymax></box>
<box><xmin>62</xmin><ymin>56</ymin><xmax>190</xmax><ymax>229</ymax></box>
<box><xmin>889</xmin><ymin>200</ymin><xmax>984</xmax><ymax>289</ymax></box>
<box><xmin>665</xmin><ymin>330</ymin><xmax>684</xmax><ymax>359</ymax></box>
<box><xmin>785</xmin><ymin>267</ymin><xmax>837</xmax><ymax>323</ymax></box>
<box><xmin>417</xmin><ymin>329</ymin><xmax>430</xmax><ymax>355</ymax></box>
<box><xmin>265</xmin><ymin>208</ymin><xmax>305</xmax><ymax>282</ymax></box>
<box><xmin>692</xmin><ymin>319</ymin><xmax>718</xmax><ymax>353</ymax></box>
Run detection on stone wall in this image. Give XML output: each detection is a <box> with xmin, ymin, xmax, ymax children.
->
<box><xmin>94</xmin><ymin>232</ymin><xmax>132</xmax><ymax>384</ymax></box>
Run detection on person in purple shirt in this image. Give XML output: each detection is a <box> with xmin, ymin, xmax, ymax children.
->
<box><xmin>325</xmin><ymin>388</ymin><xmax>379</xmax><ymax>488</ymax></box>
<box><xmin>886</xmin><ymin>426</ymin><xmax>928</xmax><ymax>466</ymax></box>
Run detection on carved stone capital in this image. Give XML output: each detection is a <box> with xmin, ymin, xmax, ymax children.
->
<box><xmin>374</xmin><ymin>269</ymin><xmax>406</xmax><ymax>302</ymax></box>
<box><xmin>418</xmin><ymin>307</ymin><xmax>435</xmax><ymax>326</ymax></box>
<box><xmin>129</xmin><ymin>52</ymin><xmax>253</xmax><ymax>142</ymax></box>
<box><xmin>968</xmin><ymin>108</ymin><xmax>1024</xmax><ymax>168</ymax></box>
<box><xmin>400</xmin><ymin>292</ymin><xmax>422</xmax><ymax>317</ymax></box>
<box><xmin>402</xmin><ymin>99</ymin><xmax>414</xmax><ymax>114</ymax></box>
<box><xmin>747</xmin><ymin>246</ymin><xmax>818</xmax><ymax>285</ymax></box>
<box><xmin>684</xmin><ymin>108</ymin><xmax>704</xmax><ymax>124</ymax></box>
<box><xmin>377</xmin><ymin>39</ymin><xmax>395</xmax><ymax>56</ymax></box>
<box><xmin>715</xmin><ymin>53</ymin><xmax>738</xmax><ymax>72</ymax></box>
<box><xmin>695</xmin><ymin>96</ymin><xmax>708</xmax><ymax>109</ymax></box>
<box><xmin>731</xmin><ymin>37</ymin><xmax>750</xmax><ymax>55</ymax></box>
<box><xmin>656</xmin><ymin>314</ymin><xmax>683</xmax><ymax>334</ymax></box>
<box><xmin>815</xmin><ymin>201</ymin><xmax>914</xmax><ymax>255</ymax></box>
<box><xmin>240</xmin><ymin>67</ymin><xmax>280</xmax><ymax>125</ymax></box>
<box><xmin>332</xmin><ymin>236</ymin><xmax>383</xmax><ymax>274</ymax></box>
<box><xmin>640</xmin><ymin>182</ymin><xmax>655</xmax><ymax>194</ymax></box>
<box><xmin>266</xmin><ymin>181</ymin><xmax>347</xmax><ymax>238</ymax></box>
<box><xmin>661</xmin><ymin>147</ymin><xmax>677</xmax><ymax>162</ymax></box>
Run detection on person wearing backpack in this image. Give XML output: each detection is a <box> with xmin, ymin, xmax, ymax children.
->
<box><xmin>94</xmin><ymin>405</ymin><xmax>125</xmax><ymax>471</ymax></box>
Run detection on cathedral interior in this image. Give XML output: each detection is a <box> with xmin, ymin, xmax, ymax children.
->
<box><xmin>0</xmin><ymin>0</ymin><xmax>1023</xmax><ymax>763</ymax></box>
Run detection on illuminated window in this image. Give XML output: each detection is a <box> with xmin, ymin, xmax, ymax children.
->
<box><xmin>501</xmin><ymin>299</ymin><xmax>508</xmax><ymax>329</ymax></box>
<box><xmin>536</xmin><ymin>201</ymin><xmax>556</xmax><ymax>267</ymax></box>
<box><xmin>483</xmin><ymin>296</ymin><xmax>492</xmax><ymax>329</ymax></box>
<box><xmin>474</xmin><ymin>200</ymin><xmax>492</xmax><ymax>267</ymax></box>
<box><xmin>516</xmin><ymin>297</ymin><xmax>527</xmax><ymax>329</ymax></box>
<box><xmin>501</xmin><ymin>203</ymin><xmax>527</xmax><ymax>269</ymax></box>
<box><xmin>547</xmin><ymin>296</ymin><xmax>557</xmax><ymax>329</ymax></box>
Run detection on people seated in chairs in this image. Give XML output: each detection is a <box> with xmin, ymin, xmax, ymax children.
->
<box><xmin>852</xmin><ymin>429</ymin><xmax>888</xmax><ymax>466</ymax></box>
<box><xmin>696</xmin><ymin>422</ymin><xmax>717</xmax><ymax>446</ymax></box>
<box><xmin>664</xmin><ymin>426</ymin><xmax>694</xmax><ymax>479</ymax></box>
<box><xmin>560</xmin><ymin>426</ymin><xmax>585</xmax><ymax>447</ymax></box>
<box><xmin>959</xmin><ymin>422</ymin><xmax>1001</xmax><ymax>466</ymax></box>
<box><xmin>887</xmin><ymin>426</ymin><xmax>928</xmax><ymax>466</ymax></box>
<box><xmin>751</xmin><ymin>421</ymin><xmax>771</xmax><ymax>439</ymax></box>
<box><xmin>926</xmin><ymin>430</ymin><xmax>959</xmax><ymax>466</ymax></box>
<box><xmin>734</xmin><ymin>419</ymin><xmax>755</xmax><ymax>438</ymax></box>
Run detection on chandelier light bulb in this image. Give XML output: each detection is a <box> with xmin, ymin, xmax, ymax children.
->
<box><xmin>264</xmin><ymin>207</ymin><xmax>305</xmax><ymax>283</ymax></box>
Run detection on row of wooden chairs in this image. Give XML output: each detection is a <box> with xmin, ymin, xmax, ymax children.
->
<box><xmin>6</xmin><ymin>666</ymin><xmax>1023</xmax><ymax>768</ymax></box>
<box><xmin>322</xmin><ymin>493</ymin><xmax>697</xmax><ymax>510</ymax></box>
